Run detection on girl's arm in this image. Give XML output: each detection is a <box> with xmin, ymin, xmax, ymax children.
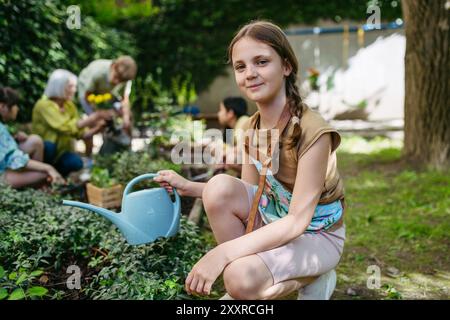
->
<box><xmin>25</xmin><ymin>159</ymin><xmax>65</xmax><ymax>184</ymax></box>
<box><xmin>220</xmin><ymin>133</ymin><xmax>332</xmax><ymax>263</ymax></box>
<box><xmin>77</xmin><ymin>110</ymin><xmax>113</xmax><ymax>129</ymax></box>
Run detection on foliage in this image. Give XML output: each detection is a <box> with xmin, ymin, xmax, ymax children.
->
<box><xmin>90</xmin><ymin>167</ymin><xmax>117</xmax><ymax>188</ymax></box>
<box><xmin>80</xmin><ymin>0</ymin><xmax>402</xmax><ymax>93</ymax></box>
<box><xmin>94</xmin><ymin>151</ymin><xmax>182</xmax><ymax>190</ymax></box>
<box><xmin>0</xmin><ymin>0</ymin><xmax>137</xmax><ymax>122</ymax></box>
<box><xmin>130</xmin><ymin>72</ymin><xmax>198</xmax><ymax>124</ymax></box>
<box><xmin>85</xmin><ymin>217</ymin><xmax>210</xmax><ymax>299</ymax></box>
<box><xmin>0</xmin><ymin>183</ymin><xmax>211</xmax><ymax>299</ymax></box>
<box><xmin>63</xmin><ymin>0</ymin><xmax>158</xmax><ymax>25</ymax></box>
<box><xmin>0</xmin><ymin>266</ymin><xmax>48</xmax><ymax>300</ymax></box>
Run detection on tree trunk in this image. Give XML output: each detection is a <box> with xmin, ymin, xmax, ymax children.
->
<box><xmin>402</xmin><ymin>0</ymin><xmax>450</xmax><ymax>170</ymax></box>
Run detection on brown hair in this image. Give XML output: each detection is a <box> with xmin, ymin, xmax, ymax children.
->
<box><xmin>113</xmin><ymin>55</ymin><xmax>137</xmax><ymax>81</ymax></box>
<box><xmin>0</xmin><ymin>87</ymin><xmax>20</xmax><ymax>109</ymax></box>
<box><xmin>228</xmin><ymin>20</ymin><xmax>305</xmax><ymax>149</ymax></box>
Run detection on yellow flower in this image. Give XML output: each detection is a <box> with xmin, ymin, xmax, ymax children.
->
<box><xmin>95</xmin><ymin>96</ymin><xmax>103</xmax><ymax>104</ymax></box>
<box><xmin>103</xmin><ymin>93</ymin><xmax>112</xmax><ymax>101</ymax></box>
<box><xmin>87</xmin><ymin>94</ymin><xmax>96</xmax><ymax>103</ymax></box>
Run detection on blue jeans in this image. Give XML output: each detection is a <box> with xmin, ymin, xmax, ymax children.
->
<box><xmin>44</xmin><ymin>141</ymin><xmax>83</xmax><ymax>177</ymax></box>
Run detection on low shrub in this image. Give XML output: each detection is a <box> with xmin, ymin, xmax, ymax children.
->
<box><xmin>0</xmin><ymin>183</ymin><xmax>211</xmax><ymax>299</ymax></box>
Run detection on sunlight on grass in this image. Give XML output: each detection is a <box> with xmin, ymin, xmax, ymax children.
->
<box><xmin>340</xmin><ymin>135</ymin><xmax>403</xmax><ymax>154</ymax></box>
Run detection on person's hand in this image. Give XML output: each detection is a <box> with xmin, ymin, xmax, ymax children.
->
<box><xmin>93</xmin><ymin>119</ymin><xmax>107</xmax><ymax>134</ymax></box>
<box><xmin>153</xmin><ymin>170</ymin><xmax>191</xmax><ymax>197</ymax></box>
<box><xmin>97</xmin><ymin>110</ymin><xmax>114</xmax><ymax>121</ymax></box>
<box><xmin>185</xmin><ymin>246</ymin><xmax>228</xmax><ymax>296</ymax></box>
<box><xmin>14</xmin><ymin>131</ymin><xmax>28</xmax><ymax>143</ymax></box>
<box><xmin>46</xmin><ymin>166</ymin><xmax>65</xmax><ymax>185</ymax></box>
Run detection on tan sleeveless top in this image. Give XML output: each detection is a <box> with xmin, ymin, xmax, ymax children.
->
<box><xmin>242</xmin><ymin>106</ymin><xmax>344</xmax><ymax>204</ymax></box>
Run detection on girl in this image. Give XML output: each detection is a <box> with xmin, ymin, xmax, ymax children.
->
<box><xmin>154</xmin><ymin>21</ymin><xmax>345</xmax><ymax>300</ymax></box>
<box><xmin>0</xmin><ymin>87</ymin><xmax>64</xmax><ymax>188</ymax></box>
<box><xmin>32</xmin><ymin>69</ymin><xmax>112</xmax><ymax>176</ymax></box>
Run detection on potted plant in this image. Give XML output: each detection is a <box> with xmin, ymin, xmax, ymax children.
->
<box><xmin>86</xmin><ymin>167</ymin><xmax>123</xmax><ymax>209</ymax></box>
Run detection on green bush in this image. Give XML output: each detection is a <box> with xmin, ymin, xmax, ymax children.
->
<box><xmin>0</xmin><ymin>266</ymin><xmax>48</xmax><ymax>300</ymax></box>
<box><xmin>0</xmin><ymin>0</ymin><xmax>137</xmax><ymax>122</ymax></box>
<box><xmin>0</xmin><ymin>183</ymin><xmax>211</xmax><ymax>299</ymax></box>
<box><xmin>94</xmin><ymin>151</ymin><xmax>182</xmax><ymax>190</ymax></box>
<box><xmin>81</xmin><ymin>0</ymin><xmax>402</xmax><ymax>93</ymax></box>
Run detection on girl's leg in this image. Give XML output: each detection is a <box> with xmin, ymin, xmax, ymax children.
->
<box><xmin>202</xmin><ymin>174</ymin><xmax>315</xmax><ymax>299</ymax></box>
<box><xmin>202</xmin><ymin>174</ymin><xmax>341</xmax><ymax>300</ymax></box>
<box><xmin>19</xmin><ymin>135</ymin><xmax>44</xmax><ymax>161</ymax></box>
<box><xmin>4</xmin><ymin>170</ymin><xmax>47</xmax><ymax>189</ymax></box>
<box><xmin>202</xmin><ymin>174</ymin><xmax>253</xmax><ymax>244</ymax></box>
<box><xmin>223</xmin><ymin>254</ymin><xmax>316</xmax><ymax>300</ymax></box>
<box><xmin>224</xmin><ymin>227</ymin><xmax>345</xmax><ymax>300</ymax></box>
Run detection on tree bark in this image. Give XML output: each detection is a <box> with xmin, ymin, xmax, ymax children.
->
<box><xmin>402</xmin><ymin>0</ymin><xmax>450</xmax><ymax>170</ymax></box>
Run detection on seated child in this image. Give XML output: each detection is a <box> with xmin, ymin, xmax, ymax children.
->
<box><xmin>0</xmin><ymin>87</ymin><xmax>64</xmax><ymax>188</ymax></box>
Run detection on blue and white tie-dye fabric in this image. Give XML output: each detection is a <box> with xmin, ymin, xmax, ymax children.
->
<box><xmin>0</xmin><ymin>122</ymin><xmax>29</xmax><ymax>174</ymax></box>
<box><xmin>251</xmin><ymin>157</ymin><xmax>343</xmax><ymax>233</ymax></box>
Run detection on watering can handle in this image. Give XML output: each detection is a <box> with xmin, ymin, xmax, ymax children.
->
<box><xmin>122</xmin><ymin>173</ymin><xmax>181</xmax><ymax>236</ymax></box>
<box><xmin>123</xmin><ymin>173</ymin><xmax>158</xmax><ymax>198</ymax></box>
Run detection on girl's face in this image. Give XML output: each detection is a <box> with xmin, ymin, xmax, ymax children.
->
<box><xmin>0</xmin><ymin>103</ymin><xmax>18</xmax><ymax>122</ymax></box>
<box><xmin>65</xmin><ymin>79</ymin><xmax>77</xmax><ymax>101</ymax></box>
<box><xmin>231</xmin><ymin>36</ymin><xmax>291</xmax><ymax>104</ymax></box>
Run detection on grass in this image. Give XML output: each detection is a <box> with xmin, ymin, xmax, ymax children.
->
<box><xmin>334</xmin><ymin>135</ymin><xmax>450</xmax><ymax>300</ymax></box>
<box><xmin>203</xmin><ymin>135</ymin><xmax>450</xmax><ymax>300</ymax></box>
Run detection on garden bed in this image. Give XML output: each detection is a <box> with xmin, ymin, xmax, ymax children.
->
<box><xmin>0</xmin><ymin>150</ymin><xmax>215</xmax><ymax>300</ymax></box>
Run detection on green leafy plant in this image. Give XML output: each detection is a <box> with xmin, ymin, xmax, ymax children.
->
<box><xmin>0</xmin><ymin>182</ymin><xmax>211</xmax><ymax>300</ymax></box>
<box><xmin>382</xmin><ymin>284</ymin><xmax>403</xmax><ymax>300</ymax></box>
<box><xmin>0</xmin><ymin>266</ymin><xmax>48</xmax><ymax>300</ymax></box>
<box><xmin>0</xmin><ymin>0</ymin><xmax>136</xmax><ymax>122</ymax></box>
<box><xmin>90</xmin><ymin>167</ymin><xmax>117</xmax><ymax>188</ymax></box>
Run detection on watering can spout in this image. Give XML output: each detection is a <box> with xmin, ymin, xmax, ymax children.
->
<box><xmin>62</xmin><ymin>200</ymin><xmax>123</xmax><ymax>226</ymax></box>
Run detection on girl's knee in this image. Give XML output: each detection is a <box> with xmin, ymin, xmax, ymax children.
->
<box><xmin>202</xmin><ymin>174</ymin><xmax>236</xmax><ymax>208</ymax></box>
<box><xmin>223</xmin><ymin>260</ymin><xmax>261</xmax><ymax>300</ymax></box>
<box><xmin>28</xmin><ymin>134</ymin><xmax>44</xmax><ymax>148</ymax></box>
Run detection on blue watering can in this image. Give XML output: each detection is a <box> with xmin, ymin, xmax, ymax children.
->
<box><xmin>62</xmin><ymin>173</ymin><xmax>181</xmax><ymax>245</ymax></box>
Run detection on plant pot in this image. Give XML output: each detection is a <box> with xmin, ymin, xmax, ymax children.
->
<box><xmin>86</xmin><ymin>183</ymin><xmax>123</xmax><ymax>209</ymax></box>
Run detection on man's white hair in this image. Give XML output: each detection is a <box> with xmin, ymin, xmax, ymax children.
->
<box><xmin>44</xmin><ymin>69</ymin><xmax>77</xmax><ymax>99</ymax></box>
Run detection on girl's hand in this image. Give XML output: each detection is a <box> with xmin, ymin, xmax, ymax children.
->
<box><xmin>185</xmin><ymin>246</ymin><xmax>228</xmax><ymax>296</ymax></box>
<box><xmin>14</xmin><ymin>131</ymin><xmax>28</xmax><ymax>143</ymax></box>
<box><xmin>154</xmin><ymin>170</ymin><xmax>191</xmax><ymax>197</ymax></box>
<box><xmin>46</xmin><ymin>166</ymin><xmax>65</xmax><ymax>185</ymax></box>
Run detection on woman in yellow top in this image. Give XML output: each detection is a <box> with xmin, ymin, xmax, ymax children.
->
<box><xmin>32</xmin><ymin>69</ymin><xmax>112</xmax><ymax>176</ymax></box>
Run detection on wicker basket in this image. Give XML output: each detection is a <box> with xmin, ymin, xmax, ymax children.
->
<box><xmin>86</xmin><ymin>183</ymin><xmax>123</xmax><ymax>209</ymax></box>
